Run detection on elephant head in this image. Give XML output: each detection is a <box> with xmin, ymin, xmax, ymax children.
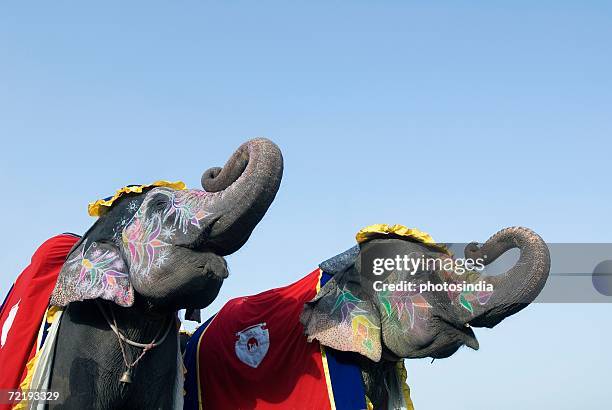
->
<box><xmin>301</xmin><ymin>225</ymin><xmax>550</xmax><ymax>361</ymax></box>
<box><xmin>50</xmin><ymin>138</ymin><xmax>283</xmax><ymax>311</ymax></box>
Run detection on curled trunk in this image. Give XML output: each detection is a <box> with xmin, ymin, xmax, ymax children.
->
<box><xmin>462</xmin><ymin>226</ymin><xmax>550</xmax><ymax>328</ymax></box>
<box><xmin>202</xmin><ymin>138</ymin><xmax>283</xmax><ymax>255</ymax></box>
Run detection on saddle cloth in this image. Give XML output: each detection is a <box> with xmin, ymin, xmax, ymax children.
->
<box><xmin>0</xmin><ymin>234</ymin><xmax>79</xmax><ymax>408</ymax></box>
<box><xmin>183</xmin><ymin>269</ymin><xmax>414</xmax><ymax>410</ymax></box>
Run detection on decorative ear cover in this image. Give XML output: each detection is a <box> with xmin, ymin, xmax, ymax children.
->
<box><xmin>318</xmin><ymin>245</ymin><xmax>359</xmax><ymax>275</ymax></box>
<box><xmin>301</xmin><ymin>268</ymin><xmax>383</xmax><ymax>362</ymax></box>
<box><xmin>303</xmin><ymin>225</ymin><xmax>446</xmax><ymax>362</ymax></box>
<box><xmin>50</xmin><ymin>239</ymin><xmax>134</xmax><ymax>307</ymax></box>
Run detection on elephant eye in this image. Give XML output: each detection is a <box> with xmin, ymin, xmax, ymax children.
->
<box><xmin>147</xmin><ymin>193</ymin><xmax>170</xmax><ymax>214</ymax></box>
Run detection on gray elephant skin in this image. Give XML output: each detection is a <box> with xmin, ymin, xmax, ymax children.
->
<box><xmin>305</xmin><ymin>227</ymin><xmax>550</xmax><ymax>406</ymax></box>
<box><xmin>187</xmin><ymin>226</ymin><xmax>550</xmax><ymax>408</ymax></box>
<box><xmin>47</xmin><ymin>138</ymin><xmax>283</xmax><ymax>409</ymax></box>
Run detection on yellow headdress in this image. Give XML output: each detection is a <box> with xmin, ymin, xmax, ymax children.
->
<box><xmin>87</xmin><ymin>180</ymin><xmax>186</xmax><ymax>217</ymax></box>
<box><xmin>355</xmin><ymin>223</ymin><xmax>449</xmax><ymax>254</ymax></box>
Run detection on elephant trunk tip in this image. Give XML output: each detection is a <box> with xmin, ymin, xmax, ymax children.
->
<box><xmin>201</xmin><ymin>138</ymin><xmax>283</xmax><ymax>255</ymax></box>
<box><xmin>464</xmin><ymin>226</ymin><xmax>551</xmax><ymax>328</ymax></box>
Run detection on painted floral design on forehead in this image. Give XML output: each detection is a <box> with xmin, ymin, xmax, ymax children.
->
<box><xmin>377</xmin><ymin>290</ymin><xmax>432</xmax><ymax>333</ymax></box>
<box><xmin>162</xmin><ymin>189</ymin><xmax>209</xmax><ymax>233</ymax></box>
<box><xmin>441</xmin><ymin>270</ymin><xmax>493</xmax><ymax>314</ymax></box>
<box><xmin>121</xmin><ymin>188</ymin><xmax>211</xmax><ymax>277</ymax></box>
<box><xmin>123</xmin><ymin>214</ymin><xmax>168</xmax><ymax>277</ymax></box>
<box><xmin>366</xmin><ymin>268</ymin><xmax>434</xmax><ymax>335</ymax></box>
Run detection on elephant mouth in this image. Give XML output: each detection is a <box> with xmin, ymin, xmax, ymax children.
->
<box><xmin>402</xmin><ymin>316</ymin><xmax>481</xmax><ymax>359</ymax></box>
<box><xmin>203</xmin><ymin>264</ymin><xmax>229</xmax><ymax>280</ymax></box>
<box><xmin>437</xmin><ymin>316</ymin><xmax>480</xmax><ymax>353</ymax></box>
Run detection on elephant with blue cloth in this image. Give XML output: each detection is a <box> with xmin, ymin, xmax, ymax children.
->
<box><xmin>183</xmin><ymin>224</ymin><xmax>550</xmax><ymax>409</ymax></box>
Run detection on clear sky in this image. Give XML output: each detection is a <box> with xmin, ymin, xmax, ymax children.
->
<box><xmin>1</xmin><ymin>2</ymin><xmax>610</xmax><ymax>409</ymax></box>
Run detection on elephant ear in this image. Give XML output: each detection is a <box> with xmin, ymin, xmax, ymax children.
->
<box><xmin>50</xmin><ymin>239</ymin><xmax>134</xmax><ymax>307</ymax></box>
<box><xmin>319</xmin><ymin>245</ymin><xmax>359</xmax><ymax>275</ymax></box>
<box><xmin>300</xmin><ymin>268</ymin><xmax>382</xmax><ymax>362</ymax></box>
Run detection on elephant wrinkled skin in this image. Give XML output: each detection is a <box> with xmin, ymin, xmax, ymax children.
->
<box><xmin>47</xmin><ymin>138</ymin><xmax>283</xmax><ymax>409</ymax></box>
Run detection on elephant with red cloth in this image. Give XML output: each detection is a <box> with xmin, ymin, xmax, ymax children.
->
<box><xmin>184</xmin><ymin>224</ymin><xmax>550</xmax><ymax>409</ymax></box>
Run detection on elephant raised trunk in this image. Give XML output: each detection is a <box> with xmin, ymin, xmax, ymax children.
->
<box><xmin>463</xmin><ymin>226</ymin><xmax>551</xmax><ymax>328</ymax></box>
<box><xmin>201</xmin><ymin>138</ymin><xmax>284</xmax><ymax>255</ymax></box>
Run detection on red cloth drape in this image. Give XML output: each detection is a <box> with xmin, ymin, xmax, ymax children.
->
<box><xmin>0</xmin><ymin>234</ymin><xmax>78</xmax><ymax>397</ymax></box>
<box><xmin>197</xmin><ymin>269</ymin><xmax>332</xmax><ymax>409</ymax></box>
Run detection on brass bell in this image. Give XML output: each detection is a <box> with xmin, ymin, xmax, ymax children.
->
<box><xmin>119</xmin><ymin>368</ymin><xmax>133</xmax><ymax>384</ymax></box>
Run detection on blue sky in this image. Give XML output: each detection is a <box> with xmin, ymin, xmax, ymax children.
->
<box><xmin>1</xmin><ymin>2</ymin><xmax>610</xmax><ymax>408</ymax></box>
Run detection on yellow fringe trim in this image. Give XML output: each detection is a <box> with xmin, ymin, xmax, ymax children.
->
<box><xmin>316</xmin><ymin>269</ymin><xmax>337</xmax><ymax>409</ymax></box>
<box><xmin>180</xmin><ymin>329</ymin><xmax>194</xmax><ymax>337</ymax></box>
<box><xmin>319</xmin><ymin>346</ymin><xmax>337</xmax><ymax>410</ymax></box>
<box><xmin>88</xmin><ymin>180</ymin><xmax>186</xmax><ymax>217</ymax></box>
<box><xmin>362</xmin><ymin>362</ymin><xmax>415</xmax><ymax>409</ymax></box>
<box><xmin>46</xmin><ymin>306</ymin><xmax>62</xmax><ymax>324</ymax></box>
<box><xmin>316</xmin><ymin>268</ymin><xmax>322</xmax><ymax>293</ymax></box>
<box><xmin>356</xmin><ymin>224</ymin><xmax>449</xmax><ymax>254</ymax></box>
<box><xmin>13</xmin><ymin>349</ymin><xmax>42</xmax><ymax>410</ymax></box>
<box><xmin>14</xmin><ymin>307</ymin><xmax>63</xmax><ymax>410</ymax></box>
<box><xmin>396</xmin><ymin>361</ymin><xmax>415</xmax><ymax>410</ymax></box>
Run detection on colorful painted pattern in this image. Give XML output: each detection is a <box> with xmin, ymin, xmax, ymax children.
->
<box><xmin>377</xmin><ymin>290</ymin><xmax>432</xmax><ymax>331</ymax></box>
<box><xmin>51</xmin><ymin>185</ymin><xmax>212</xmax><ymax>307</ymax></box>
<box><xmin>62</xmin><ymin>241</ymin><xmax>132</xmax><ymax>306</ymax></box>
<box><xmin>331</xmin><ymin>287</ymin><xmax>379</xmax><ymax>354</ymax></box>
<box><xmin>442</xmin><ymin>271</ymin><xmax>493</xmax><ymax>314</ymax></box>
<box><xmin>122</xmin><ymin>188</ymin><xmax>209</xmax><ymax>277</ymax></box>
<box><xmin>75</xmin><ymin>247</ymin><xmax>128</xmax><ymax>289</ymax></box>
<box><xmin>164</xmin><ymin>190</ymin><xmax>209</xmax><ymax>233</ymax></box>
